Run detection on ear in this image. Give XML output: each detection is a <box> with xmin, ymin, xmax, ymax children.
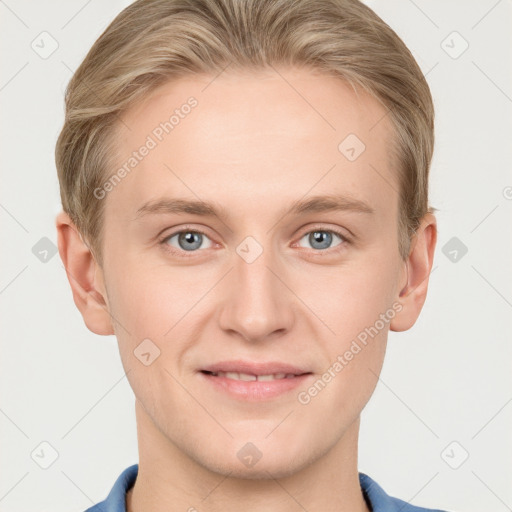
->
<box><xmin>56</xmin><ymin>211</ymin><xmax>114</xmax><ymax>336</ymax></box>
<box><xmin>390</xmin><ymin>212</ymin><xmax>437</xmax><ymax>332</ymax></box>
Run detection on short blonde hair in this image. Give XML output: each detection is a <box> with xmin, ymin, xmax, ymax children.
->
<box><xmin>55</xmin><ymin>0</ymin><xmax>435</xmax><ymax>267</ymax></box>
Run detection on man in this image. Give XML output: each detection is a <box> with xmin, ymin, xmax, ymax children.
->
<box><xmin>55</xmin><ymin>0</ymin><xmax>446</xmax><ymax>510</ymax></box>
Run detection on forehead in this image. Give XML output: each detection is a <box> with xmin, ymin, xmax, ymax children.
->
<box><xmin>107</xmin><ymin>68</ymin><xmax>398</xmax><ymax>225</ymax></box>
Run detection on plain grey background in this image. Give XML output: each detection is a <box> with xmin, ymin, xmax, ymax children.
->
<box><xmin>1</xmin><ymin>1</ymin><xmax>511</xmax><ymax>511</ymax></box>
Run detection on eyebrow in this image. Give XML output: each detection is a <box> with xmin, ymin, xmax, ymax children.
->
<box><xmin>134</xmin><ymin>194</ymin><xmax>375</xmax><ymax>221</ymax></box>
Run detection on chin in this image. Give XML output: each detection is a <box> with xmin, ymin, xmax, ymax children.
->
<box><xmin>202</xmin><ymin>456</ymin><xmax>306</xmax><ymax>480</ymax></box>
<box><xmin>189</xmin><ymin>438</ymin><xmax>318</xmax><ymax>481</ymax></box>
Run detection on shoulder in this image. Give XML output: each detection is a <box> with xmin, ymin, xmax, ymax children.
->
<box><xmin>359</xmin><ymin>472</ymin><xmax>453</xmax><ymax>512</ymax></box>
<box><xmin>83</xmin><ymin>465</ymin><xmax>453</xmax><ymax>512</ymax></box>
<box><xmin>83</xmin><ymin>464</ymin><xmax>138</xmax><ymax>512</ymax></box>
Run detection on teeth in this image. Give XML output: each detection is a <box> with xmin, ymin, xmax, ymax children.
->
<box><xmin>214</xmin><ymin>371</ymin><xmax>297</xmax><ymax>381</ymax></box>
<box><xmin>238</xmin><ymin>372</ymin><xmax>257</xmax><ymax>382</ymax></box>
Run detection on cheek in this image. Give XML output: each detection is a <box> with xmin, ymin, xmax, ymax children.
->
<box><xmin>105</xmin><ymin>258</ymin><xmax>210</xmax><ymax>337</ymax></box>
<box><xmin>303</xmin><ymin>344</ymin><xmax>384</xmax><ymax>441</ymax></box>
<box><xmin>303</xmin><ymin>252</ymin><xmax>398</xmax><ymax>414</ymax></box>
<box><xmin>293</xmin><ymin>255</ymin><xmax>399</xmax><ymax>341</ymax></box>
<box><xmin>104</xmin><ymin>261</ymin><xmax>218</xmax><ymax>391</ymax></box>
<box><xmin>291</xmin><ymin>252</ymin><xmax>396</xmax><ymax>401</ymax></box>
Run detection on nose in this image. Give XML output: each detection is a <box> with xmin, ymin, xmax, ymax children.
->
<box><xmin>217</xmin><ymin>238</ymin><xmax>295</xmax><ymax>343</ymax></box>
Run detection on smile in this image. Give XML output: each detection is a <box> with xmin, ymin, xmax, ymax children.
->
<box><xmin>199</xmin><ymin>361</ymin><xmax>313</xmax><ymax>401</ymax></box>
<box><xmin>203</xmin><ymin>371</ymin><xmax>299</xmax><ymax>381</ymax></box>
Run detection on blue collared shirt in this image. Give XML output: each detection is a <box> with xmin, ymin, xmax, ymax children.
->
<box><xmin>84</xmin><ymin>464</ymin><xmax>450</xmax><ymax>512</ymax></box>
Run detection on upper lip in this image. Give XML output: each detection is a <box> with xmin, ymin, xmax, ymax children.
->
<box><xmin>201</xmin><ymin>360</ymin><xmax>311</xmax><ymax>376</ymax></box>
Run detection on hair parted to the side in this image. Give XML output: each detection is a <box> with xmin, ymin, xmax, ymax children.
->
<box><xmin>55</xmin><ymin>0</ymin><xmax>435</xmax><ymax>268</ymax></box>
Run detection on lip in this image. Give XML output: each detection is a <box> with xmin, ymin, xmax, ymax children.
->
<box><xmin>199</xmin><ymin>360</ymin><xmax>313</xmax><ymax>401</ymax></box>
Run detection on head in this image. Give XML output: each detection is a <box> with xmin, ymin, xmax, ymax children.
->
<box><xmin>56</xmin><ymin>0</ymin><xmax>437</xmax><ymax>478</ymax></box>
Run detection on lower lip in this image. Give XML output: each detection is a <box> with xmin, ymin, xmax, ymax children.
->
<box><xmin>199</xmin><ymin>372</ymin><xmax>313</xmax><ymax>401</ymax></box>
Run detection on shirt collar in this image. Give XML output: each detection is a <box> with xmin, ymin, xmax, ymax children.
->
<box><xmin>89</xmin><ymin>464</ymin><xmax>446</xmax><ymax>512</ymax></box>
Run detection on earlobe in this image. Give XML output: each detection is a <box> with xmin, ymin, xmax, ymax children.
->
<box><xmin>56</xmin><ymin>211</ymin><xmax>115</xmax><ymax>336</ymax></box>
<box><xmin>390</xmin><ymin>213</ymin><xmax>437</xmax><ymax>333</ymax></box>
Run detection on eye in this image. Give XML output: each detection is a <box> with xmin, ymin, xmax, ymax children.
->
<box><xmin>160</xmin><ymin>229</ymin><xmax>213</xmax><ymax>254</ymax></box>
<box><xmin>296</xmin><ymin>228</ymin><xmax>348</xmax><ymax>252</ymax></box>
<box><xmin>158</xmin><ymin>225</ymin><xmax>350</xmax><ymax>258</ymax></box>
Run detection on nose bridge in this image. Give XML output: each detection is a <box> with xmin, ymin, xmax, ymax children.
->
<box><xmin>218</xmin><ymin>234</ymin><xmax>293</xmax><ymax>341</ymax></box>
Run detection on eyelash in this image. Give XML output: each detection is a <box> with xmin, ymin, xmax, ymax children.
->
<box><xmin>157</xmin><ymin>225</ymin><xmax>351</xmax><ymax>258</ymax></box>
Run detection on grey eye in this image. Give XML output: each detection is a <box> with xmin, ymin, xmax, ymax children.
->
<box><xmin>299</xmin><ymin>230</ymin><xmax>343</xmax><ymax>251</ymax></box>
<box><xmin>166</xmin><ymin>231</ymin><xmax>212</xmax><ymax>251</ymax></box>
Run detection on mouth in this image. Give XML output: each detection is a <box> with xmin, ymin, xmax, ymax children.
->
<box><xmin>201</xmin><ymin>370</ymin><xmax>303</xmax><ymax>381</ymax></box>
<box><xmin>199</xmin><ymin>360</ymin><xmax>313</xmax><ymax>401</ymax></box>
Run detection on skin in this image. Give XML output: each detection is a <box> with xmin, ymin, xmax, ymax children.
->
<box><xmin>56</xmin><ymin>67</ymin><xmax>437</xmax><ymax>512</ymax></box>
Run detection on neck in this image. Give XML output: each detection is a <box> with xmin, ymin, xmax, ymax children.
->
<box><xmin>127</xmin><ymin>400</ymin><xmax>370</xmax><ymax>512</ymax></box>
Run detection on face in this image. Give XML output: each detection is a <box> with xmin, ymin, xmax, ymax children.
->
<box><xmin>97</xmin><ymin>67</ymin><xmax>407</xmax><ymax>478</ymax></box>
